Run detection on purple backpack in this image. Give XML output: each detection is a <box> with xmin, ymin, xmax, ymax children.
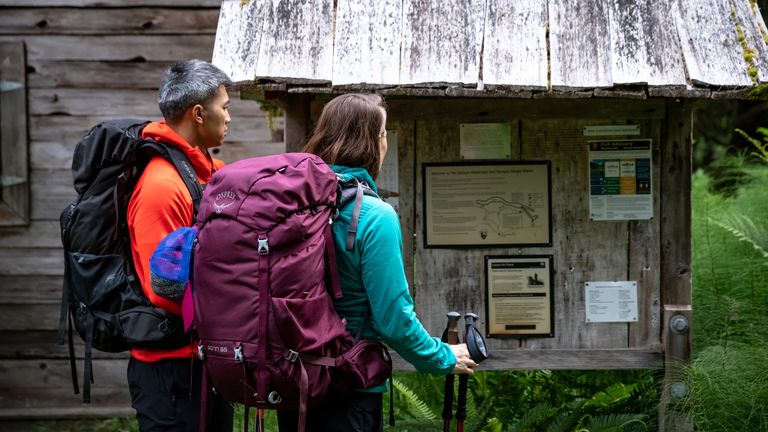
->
<box><xmin>190</xmin><ymin>153</ymin><xmax>392</xmax><ymax>431</ymax></box>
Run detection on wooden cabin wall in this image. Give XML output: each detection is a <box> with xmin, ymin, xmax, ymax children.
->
<box><xmin>0</xmin><ymin>1</ymin><xmax>281</xmax><ymax>419</ymax></box>
<box><xmin>381</xmin><ymin>97</ymin><xmax>689</xmax><ymax>370</ymax></box>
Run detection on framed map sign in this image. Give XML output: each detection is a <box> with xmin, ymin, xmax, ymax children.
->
<box><xmin>423</xmin><ymin>161</ymin><xmax>552</xmax><ymax>247</ymax></box>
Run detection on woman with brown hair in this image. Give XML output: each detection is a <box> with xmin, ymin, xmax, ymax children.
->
<box><xmin>277</xmin><ymin>93</ymin><xmax>477</xmax><ymax>431</ymax></box>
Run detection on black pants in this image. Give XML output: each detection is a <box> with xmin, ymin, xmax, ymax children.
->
<box><xmin>127</xmin><ymin>357</ymin><xmax>233</xmax><ymax>432</ymax></box>
<box><xmin>276</xmin><ymin>392</ymin><xmax>383</xmax><ymax>432</ymax></box>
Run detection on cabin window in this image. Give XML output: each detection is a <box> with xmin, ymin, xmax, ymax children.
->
<box><xmin>0</xmin><ymin>42</ymin><xmax>29</xmax><ymax>226</ymax></box>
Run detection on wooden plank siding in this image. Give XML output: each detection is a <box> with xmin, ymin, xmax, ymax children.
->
<box><xmin>213</xmin><ymin>0</ymin><xmax>768</xmax><ymax>94</ymax></box>
<box><xmin>256</xmin><ymin>0</ymin><xmax>334</xmax><ymax>81</ymax></box>
<box><xmin>482</xmin><ymin>0</ymin><xmax>548</xmax><ymax>89</ymax></box>
<box><xmin>549</xmin><ymin>0</ymin><xmax>612</xmax><ymax>90</ymax></box>
<box><xmin>383</xmin><ymin>97</ymin><xmax>670</xmax><ymax>368</ymax></box>
<box><xmin>0</xmin><ymin>1</ymin><xmax>283</xmax><ymax>418</ymax></box>
<box><xmin>0</xmin><ymin>8</ymin><xmax>219</xmax><ymax>35</ymax></box>
<box><xmin>606</xmin><ymin>0</ymin><xmax>687</xmax><ymax>87</ymax></box>
<box><xmin>400</xmin><ymin>0</ymin><xmax>485</xmax><ymax>85</ymax></box>
<box><xmin>332</xmin><ymin>0</ymin><xmax>401</xmax><ymax>86</ymax></box>
<box><xmin>675</xmin><ymin>0</ymin><xmax>753</xmax><ymax>86</ymax></box>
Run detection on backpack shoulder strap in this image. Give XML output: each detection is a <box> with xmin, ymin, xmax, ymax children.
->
<box><xmin>140</xmin><ymin>140</ymin><xmax>204</xmax><ymax>219</ymax></box>
<box><xmin>337</xmin><ymin>178</ymin><xmax>380</xmax><ymax>251</ymax></box>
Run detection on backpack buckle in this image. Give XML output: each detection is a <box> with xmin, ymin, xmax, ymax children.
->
<box><xmin>198</xmin><ymin>344</ymin><xmax>205</xmax><ymax>361</ymax></box>
<box><xmin>234</xmin><ymin>346</ymin><xmax>243</xmax><ymax>363</ymax></box>
<box><xmin>257</xmin><ymin>237</ymin><xmax>269</xmax><ymax>255</ymax></box>
<box><xmin>284</xmin><ymin>350</ymin><xmax>299</xmax><ymax>363</ymax></box>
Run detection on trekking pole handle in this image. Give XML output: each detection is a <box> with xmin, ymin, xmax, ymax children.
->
<box><xmin>464</xmin><ymin>312</ymin><xmax>488</xmax><ymax>363</ymax></box>
<box><xmin>442</xmin><ymin>311</ymin><xmax>461</xmax><ymax>345</ymax></box>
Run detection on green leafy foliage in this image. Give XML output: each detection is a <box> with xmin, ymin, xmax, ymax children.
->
<box><xmin>688</xmin><ymin>140</ymin><xmax>768</xmax><ymax>430</ymax></box>
<box><xmin>385</xmin><ymin>370</ymin><xmax>656</xmax><ymax>432</ymax></box>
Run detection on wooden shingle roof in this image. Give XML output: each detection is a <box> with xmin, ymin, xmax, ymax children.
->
<box><xmin>213</xmin><ymin>0</ymin><xmax>768</xmax><ymax>99</ymax></box>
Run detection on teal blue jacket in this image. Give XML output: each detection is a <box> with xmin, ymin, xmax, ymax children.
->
<box><xmin>330</xmin><ymin>165</ymin><xmax>456</xmax><ymax>391</ymax></box>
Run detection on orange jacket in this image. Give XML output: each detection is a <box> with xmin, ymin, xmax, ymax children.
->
<box><xmin>127</xmin><ymin>122</ymin><xmax>225</xmax><ymax>362</ymax></box>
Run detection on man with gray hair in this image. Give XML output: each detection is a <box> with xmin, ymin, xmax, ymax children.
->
<box><xmin>126</xmin><ymin>59</ymin><xmax>234</xmax><ymax>431</ymax></box>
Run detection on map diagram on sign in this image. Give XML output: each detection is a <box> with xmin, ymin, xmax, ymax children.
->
<box><xmin>475</xmin><ymin>196</ymin><xmax>540</xmax><ymax>237</ymax></box>
<box><xmin>425</xmin><ymin>163</ymin><xmax>551</xmax><ymax>246</ymax></box>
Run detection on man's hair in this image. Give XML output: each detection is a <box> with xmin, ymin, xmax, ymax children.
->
<box><xmin>303</xmin><ymin>93</ymin><xmax>386</xmax><ymax>180</ymax></box>
<box><xmin>158</xmin><ymin>59</ymin><xmax>232</xmax><ymax>121</ymax></box>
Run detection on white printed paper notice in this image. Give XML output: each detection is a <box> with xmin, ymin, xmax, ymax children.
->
<box><xmin>584</xmin><ymin>281</ymin><xmax>638</xmax><ymax>323</ymax></box>
<box><xmin>460</xmin><ymin>123</ymin><xmax>511</xmax><ymax>160</ymax></box>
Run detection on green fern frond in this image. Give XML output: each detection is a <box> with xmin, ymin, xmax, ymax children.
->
<box><xmin>391</xmin><ymin>377</ymin><xmax>438</xmax><ymax>421</ymax></box>
<box><xmin>544</xmin><ymin>413</ymin><xmax>571</xmax><ymax>432</ymax></box>
<box><xmin>584</xmin><ymin>383</ymin><xmax>636</xmax><ymax>408</ymax></box>
<box><xmin>583</xmin><ymin>413</ymin><xmax>646</xmax><ymax>432</ymax></box>
<box><xmin>508</xmin><ymin>403</ymin><xmax>557</xmax><ymax>432</ymax></box>
<box><xmin>710</xmin><ymin>215</ymin><xmax>768</xmax><ymax>259</ymax></box>
<box><xmin>465</xmin><ymin>397</ymin><xmax>493</xmax><ymax>432</ymax></box>
<box><xmin>483</xmin><ymin>417</ymin><xmax>504</xmax><ymax>432</ymax></box>
<box><xmin>736</xmin><ymin>128</ymin><xmax>768</xmax><ymax>164</ymax></box>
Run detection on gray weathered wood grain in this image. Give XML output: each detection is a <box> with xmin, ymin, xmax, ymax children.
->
<box><xmin>0</xmin><ymin>8</ymin><xmax>218</xmax><ymax>35</ymax></box>
<box><xmin>27</xmin><ymin>60</ymin><xmax>173</xmax><ymax>89</ymax></box>
<box><xmin>30</xmin><ymin>169</ymin><xmax>76</xmax><ymax>221</ymax></box>
<box><xmin>0</xmin><ymin>35</ymin><xmax>214</xmax><ymax>61</ymax></box>
<box><xmin>0</xmin><ymin>276</ymin><xmax>61</xmax><ymax>304</ymax></box>
<box><xmin>0</xmin><ymin>221</ymin><xmax>61</xmax><ymax>249</ymax></box>
<box><xmin>674</xmin><ymin>0</ymin><xmax>752</xmax><ymax>86</ymax></box>
<box><xmin>0</xmin><ymin>249</ymin><xmax>63</xmax><ymax>277</ymax></box>
<box><xmin>332</xmin><ymin>0</ymin><xmax>402</xmax><ymax>85</ymax></box>
<box><xmin>660</xmin><ymin>100</ymin><xmax>692</xmax><ymax>306</ymax></box>
<box><xmin>483</xmin><ymin>0</ymin><xmax>547</xmax><ymax>89</ymax></box>
<box><xmin>400</xmin><ymin>0</ymin><xmax>485</xmax><ymax>85</ymax></box>
<box><xmin>256</xmin><ymin>0</ymin><xmax>334</xmax><ymax>81</ymax></box>
<box><xmin>389</xmin><ymin>348</ymin><xmax>661</xmax><ymax>370</ymax></box>
<box><xmin>608</xmin><ymin>0</ymin><xmax>687</xmax><ymax>86</ymax></box>
<box><xmin>627</xmin><ymin>120</ymin><xmax>662</xmax><ymax>350</ymax></box>
<box><xmin>0</xmin><ymin>304</ymin><xmax>63</xmax><ymax>331</ymax></box>
<box><xmin>0</xmin><ymin>359</ymin><xmax>130</xmax><ymax>408</ymax></box>
<box><xmin>0</xmin><ymin>331</ymin><xmax>128</xmax><ymax>359</ymax></box>
<box><xmin>386</xmin><ymin>120</ymin><xmax>416</xmax><ymax>292</ymax></box>
<box><xmin>522</xmin><ymin>118</ymin><xmax>628</xmax><ymax>350</ymax></box>
<box><xmin>212</xmin><ymin>0</ymin><xmax>266</xmax><ymax>83</ymax></box>
<box><xmin>549</xmin><ymin>0</ymin><xmax>612</xmax><ymax>89</ymax></box>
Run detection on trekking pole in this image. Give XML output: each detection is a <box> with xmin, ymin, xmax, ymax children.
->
<box><xmin>441</xmin><ymin>311</ymin><xmax>461</xmax><ymax>432</ymax></box>
<box><xmin>456</xmin><ymin>313</ymin><xmax>489</xmax><ymax>432</ymax></box>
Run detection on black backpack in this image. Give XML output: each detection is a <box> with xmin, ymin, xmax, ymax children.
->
<box><xmin>56</xmin><ymin>119</ymin><xmax>203</xmax><ymax>402</ymax></box>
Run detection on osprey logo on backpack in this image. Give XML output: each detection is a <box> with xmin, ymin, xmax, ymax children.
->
<box><xmin>213</xmin><ymin>190</ymin><xmax>237</xmax><ymax>213</ymax></box>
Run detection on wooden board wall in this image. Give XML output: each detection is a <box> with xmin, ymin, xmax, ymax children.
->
<box><xmin>0</xmin><ymin>1</ymin><xmax>283</xmax><ymax>418</ymax></box>
<box><xmin>381</xmin><ymin>97</ymin><xmax>686</xmax><ymax>370</ymax></box>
